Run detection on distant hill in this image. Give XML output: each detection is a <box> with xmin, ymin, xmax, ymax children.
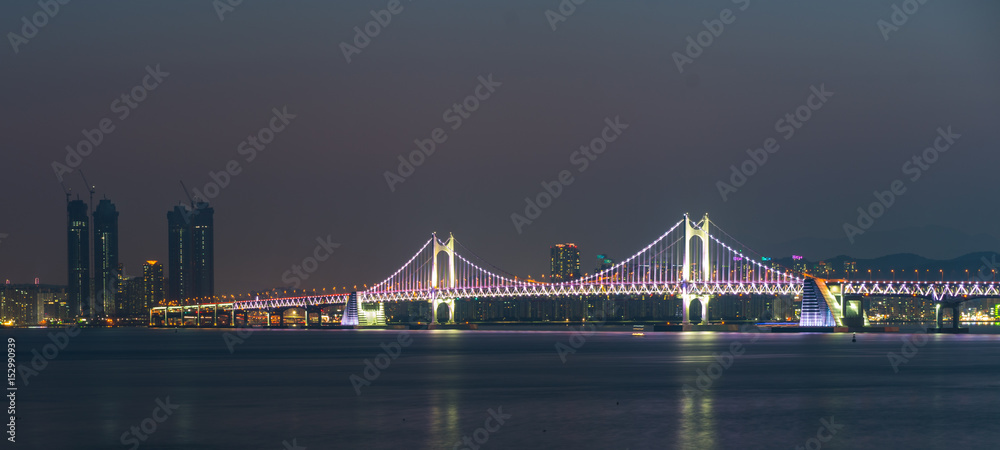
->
<box><xmin>768</xmin><ymin>225</ymin><xmax>1000</xmax><ymax>261</ymax></box>
<box><xmin>772</xmin><ymin>252</ymin><xmax>1000</xmax><ymax>282</ymax></box>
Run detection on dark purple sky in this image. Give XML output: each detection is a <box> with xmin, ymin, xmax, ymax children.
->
<box><xmin>1</xmin><ymin>0</ymin><xmax>998</xmax><ymax>294</ymax></box>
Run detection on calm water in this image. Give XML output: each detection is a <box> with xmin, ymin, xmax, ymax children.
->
<box><xmin>8</xmin><ymin>327</ymin><xmax>1000</xmax><ymax>449</ymax></box>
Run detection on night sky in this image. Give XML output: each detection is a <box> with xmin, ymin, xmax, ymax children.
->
<box><xmin>1</xmin><ymin>0</ymin><xmax>998</xmax><ymax>294</ymax></box>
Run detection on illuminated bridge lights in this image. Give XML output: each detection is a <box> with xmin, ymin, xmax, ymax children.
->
<box><xmin>155</xmin><ymin>215</ymin><xmax>998</xmax><ymax>320</ymax></box>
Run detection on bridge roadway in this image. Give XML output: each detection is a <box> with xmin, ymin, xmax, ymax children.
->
<box><xmin>148</xmin><ymin>215</ymin><xmax>999</xmax><ymax>330</ymax></box>
<box><xmin>148</xmin><ymin>279</ymin><xmax>998</xmax><ymax>330</ymax></box>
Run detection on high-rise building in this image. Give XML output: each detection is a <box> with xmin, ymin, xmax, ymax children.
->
<box><xmin>189</xmin><ymin>203</ymin><xmax>214</xmax><ymax>300</ymax></box>
<box><xmin>167</xmin><ymin>206</ymin><xmax>190</xmax><ymax>301</ymax></box>
<box><xmin>93</xmin><ymin>198</ymin><xmax>119</xmax><ymax>317</ymax></box>
<box><xmin>143</xmin><ymin>261</ymin><xmax>164</xmax><ymax>310</ymax></box>
<box><xmin>115</xmin><ymin>265</ymin><xmax>129</xmax><ymax>319</ymax></box>
<box><xmin>550</xmin><ymin>243</ymin><xmax>581</xmax><ymax>282</ymax></box>
<box><xmin>0</xmin><ymin>283</ymin><xmax>66</xmax><ymax>326</ymax></box>
<box><xmin>117</xmin><ymin>276</ymin><xmax>145</xmax><ymax>322</ymax></box>
<box><xmin>39</xmin><ymin>286</ymin><xmax>69</xmax><ymax>323</ymax></box>
<box><xmin>0</xmin><ymin>284</ymin><xmax>33</xmax><ymax>325</ymax></box>
<box><xmin>67</xmin><ymin>199</ymin><xmax>90</xmax><ymax>318</ymax></box>
<box><xmin>168</xmin><ymin>203</ymin><xmax>214</xmax><ymax>302</ymax></box>
<box><xmin>596</xmin><ymin>254</ymin><xmax>614</xmax><ymax>272</ymax></box>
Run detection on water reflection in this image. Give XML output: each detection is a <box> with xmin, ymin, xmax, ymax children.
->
<box><xmin>13</xmin><ymin>328</ymin><xmax>1000</xmax><ymax>449</ymax></box>
<box><xmin>427</xmin><ymin>390</ymin><xmax>461</xmax><ymax>447</ymax></box>
<box><xmin>678</xmin><ymin>395</ymin><xmax>715</xmax><ymax>449</ymax></box>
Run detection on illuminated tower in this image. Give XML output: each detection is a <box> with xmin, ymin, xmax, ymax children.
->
<box><xmin>167</xmin><ymin>202</ymin><xmax>214</xmax><ymax>302</ymax></box>
<box><xmin>143</xmin><ymin>261</ymin><xmax>164</xmax><ymax>312</ymax></box>
<box><xmin>93</xmin><ymin>198</ymin><xmax>119</xmax><ymax>317</ymax></box>
<box><xmin>167</xmin><ymin>206</ymin><xmax>191</xmax><ymax>301</ymax></box>
<box><xmin>189</xmin><ymin>203</ymin><xmax>214</xmax><ymax>300</ymax></box>
<box><xmin>67</xmin><ymin>199</ymin><xmax>90</xmax><ymax>318</ymax></box>
<box><xmin>682</xmin><ymin>213</ymin><xmax>711</xmax><ymax>324</ymax></box>
<box><xmin>550</xmin><ymin>243</ymin><xmax>581</xmax><ymax>282</ymax></box>
<box><xmin>595</xmin><ymin>254</ymin><xmax>614</xmax><ymax>273</ymax></box>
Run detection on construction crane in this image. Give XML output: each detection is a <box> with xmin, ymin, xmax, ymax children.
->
<box><xmin>59</xmin><ymin>180</ymin><xmax>73</xmax><ymax>204</ymax></box>
<box><xmin>179</xmin><ymin>180</ymin><xmax>195</xmax><ymax>207</ymax></box>
<box><xmin>79</xmin><ymin>170</ymin><xmax>96</xmax><ymax>214</ymax></box>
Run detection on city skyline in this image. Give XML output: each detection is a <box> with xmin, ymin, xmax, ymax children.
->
<box><xmin>14</xmin><ymin>198</ymin><xmax>1000</xmax><ymax>299</ymax></box>
<box><xmin>167</xmin><ymin>201</ymin><xmax>215</xmax><ymax>301</ymax></box>
<box><xmin>2</xmin><ymin>2</ymin><xmax>999</xmax><ymax>448</ymax></box>
<box><xmin>1</xmin><ymin>1</ymin><xmax>999</xmax><ymax>295</ymax></box>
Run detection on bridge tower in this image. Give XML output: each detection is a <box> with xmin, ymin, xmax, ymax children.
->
<box><xmin>430</xmin><ymin>233</ymin><xmax>456</xmax><ymax>324</ymax></box>
<box><xmin>682</xmin><ymin>213</ymin><xmax>711</xmax><ymax>324</ymax></box>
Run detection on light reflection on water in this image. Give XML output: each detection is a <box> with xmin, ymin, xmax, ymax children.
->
<box><xmin>8</xmin><ymin>328</ymin><xmax>1000</xmax><ymax>449</ymax></box>
<box><xmin>679</xmin><ymin>395</ymin><xmax>715</xmax><ymax>449</ymax></box>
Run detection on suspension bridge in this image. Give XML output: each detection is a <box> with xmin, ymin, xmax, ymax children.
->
<box><xmin>150</xmin><ymin>214</ymin><xmax>999</xmax><ymax>331</ymax></box>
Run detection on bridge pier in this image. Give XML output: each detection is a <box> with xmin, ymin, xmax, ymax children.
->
<box><xmin>681</xmin><ymin>294</ymin><xmax>710</xmax><ymax>325</ymax></box>
<box><xmin>928</xmin><ymin>302</ymin><xmax>970</xmax><ymax>333</ymax></box>
<box><xmin>430</xmin><ymin>297</ymin><xmax>455</xmax><ymax>324</ymax></box>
